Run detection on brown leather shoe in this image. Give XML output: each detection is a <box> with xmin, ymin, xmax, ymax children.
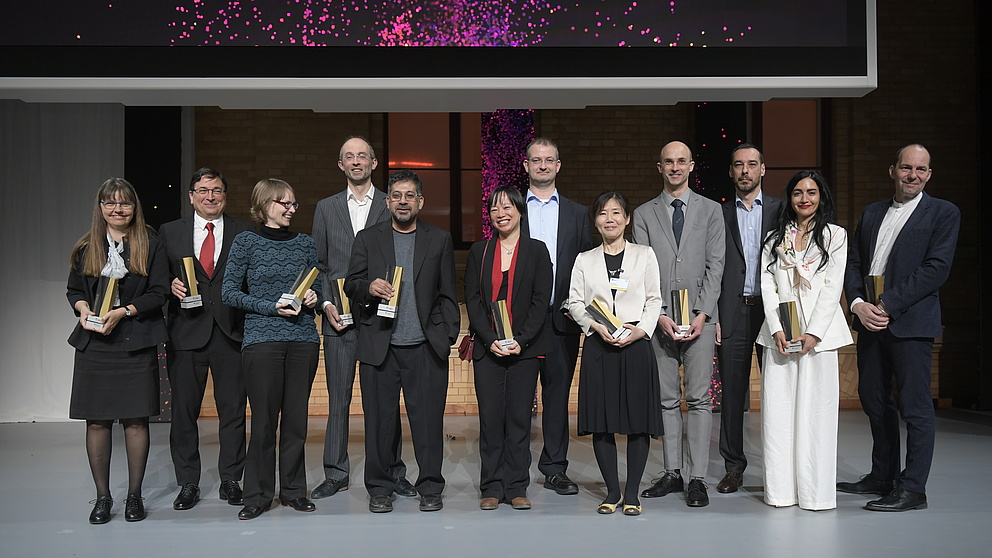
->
<box><xmin>510</xmin><ymin>497</ymin><xmax>532</xmax><ymax>510</ymax></box>
<box><xmin>480</xmin><ymin>497</ymin><xmax>500</xmax><ymax>510</ymax></box>
<box><xmin>717</xmin><ymin>471</ymin><xmax>742</xmax><ymax>494</ymax></box>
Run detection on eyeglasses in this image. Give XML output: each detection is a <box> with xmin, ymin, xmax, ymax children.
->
<box><xmin>270</xmin><ymin>200</ymin><xmax>300</xmax><ymax>210</ymax></box>
<box><xmin>193</xmin><ymin>187</ymin><xmax>225</xmax><ymax>196</ymax></box>
<box><xmin>389</xmin><ymin>192</ymin><xmax>421</xmax><ymax>202</ymax></box>
<box><xmin>528</xmin><ymin>157</ymin><xmax>558</xmax><ymax>166</ymax></box>
<box><xmin>101</xmin><ymin>200</ymin><xmax>135</xmax><ymax>210</ymax></box>
<box><xmin>343</xmin><ymin>153</ymin><xmax>371</xmax><ymax>163</ymax></box>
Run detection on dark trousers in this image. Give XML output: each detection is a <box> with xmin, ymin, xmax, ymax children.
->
<box><xmin>474</xmin><ymin>354</ymin><xmax>540</xmax><ymax>500</ymax></box>
<box><xmin>360</xmin><ymin>343</ymin><xmax>448</xmax><ymax>497</ymax></box>
<box><xmin>856</xmin><ymin>329</ymin><xmax>935</xmax><ymax>494</ymax></box>
<box><xmin>242</xmin><ymin>341</ymin><xmax>319</xmax><ymax>507</ymax></box>
<box><xmin>716</xmin><ymin>303</ymin><xmax>765</xmax><ymax>474</ymax></box>
<box><xmin>537</xmin><ymin>312</ymin><xmax>580</xmax><ymax>476</ymax></box>
<box><xmin>168</xmin><ymin>323</ymin><xmax>247</xmax><ymax>486</ymax></box>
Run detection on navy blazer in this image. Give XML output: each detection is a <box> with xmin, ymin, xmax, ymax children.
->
<box><xmin>66</xmin><ymin>234</ymin><xmax>169</xmax><ymax>352</ymax></box>
<box><xmin>844</xmin><ymin>192</ymin><xmax>960</xmax><ymax>338</ymax></box>
<box><xmin>464</xmin><ymin>235</ymin><xmax>553</xmax><ymax>360</ymax></box>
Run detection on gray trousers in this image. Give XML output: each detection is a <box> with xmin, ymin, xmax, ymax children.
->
<box><xmin>650</xmin><ymin>322</ymin><xmax>716</xmax><ymax>479</ymax></box>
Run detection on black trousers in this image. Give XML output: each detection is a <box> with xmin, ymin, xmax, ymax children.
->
<box><xmin>241</xmin><ymin>341</ymin><xmax>319</xmax><ymax>507</ymax></box>
<box><xmin>856</xmin><ymin>329</ymin><xmax>935</xmax><ymax>494</ymax></box>
<box><xmin>537</xmin><ymin>312</ymin><xmax>580</xmax><ymax>476</ymax></box>
<box><xmin>168</xmin><ymin>323</ymin><xmax>247</xmax><ymax>486</ymax></box>
<box><xmin>360</xmin><ymin>343</ymin><xmax>448</xmax><ymax>497</ymax></box>
<box><xmin>716</xmin><ymin>302</ymin><xmax>764</xmax><ymax>474</ymax></box>
<box><xmin>474</xmin><ymin>354</ymin><xmax>540</xmax><ymax>500</ymax></box>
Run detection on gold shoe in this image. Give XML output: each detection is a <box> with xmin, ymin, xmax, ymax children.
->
<box><xmin>597</xmin><ymin>498</ymin><xmax>622</xmax><ymax>514</ymax></box>
<box><xmin>622</xmin><ymin>504</ymin><xmax>642</xmax><ymax>516</ymax></box>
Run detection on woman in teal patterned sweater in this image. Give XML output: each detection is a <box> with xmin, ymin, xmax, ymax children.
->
<box><xmin>222</xmin><ymin>178</ymin><xmax>321</xmax><ymax>520</ymax></box>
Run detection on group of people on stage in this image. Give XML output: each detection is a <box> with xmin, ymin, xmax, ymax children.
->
<box><xmin>67</xmin><ymin>136</ymin><xmax>959</xmax><ymax>524</ymax></box>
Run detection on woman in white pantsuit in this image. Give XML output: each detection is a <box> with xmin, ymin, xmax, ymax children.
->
<box><xmin>756</xmin><ymin>171</ymin><xmax>853</xmax><ymax>511</ymax></box>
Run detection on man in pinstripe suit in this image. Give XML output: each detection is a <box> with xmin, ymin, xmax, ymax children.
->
<box><xmin>310</xmin><ymin>136</ymin><xmax>413</xmax><ymax>499</ymax></box>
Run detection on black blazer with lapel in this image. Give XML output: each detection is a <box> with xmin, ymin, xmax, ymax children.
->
<box><xmin>718</xmin><ymin>194</ymin><xmax>781</xmax><ymax>339</ymax></box>
<box><xmin>344</xmin><ymin>220</ymin><xmax>460</xmax><ymax>367</ymax></box>
<box><xmin>66</xmin><ymin>234</ymin><xmax>170</xmax><ymax>352</ymax></box>
<box><xmin>844</xmin><ymin>192</ymin><xmax>960</xmax><ymax>339</ymax></box>
<box><xmin>464</xmin><ymin>235</ymin><xmax>554</xmax><ymax>360</ymax></box>
<box><xmin>158</xmin><ymin>215</ymin><xmax>254</xmax><ymax>351</ymax></box>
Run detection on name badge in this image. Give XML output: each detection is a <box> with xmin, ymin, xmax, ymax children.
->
<box><xmin>609</xmin><ymin>277</ymin><xmax>629</xmax><ymax>290</ymax></box>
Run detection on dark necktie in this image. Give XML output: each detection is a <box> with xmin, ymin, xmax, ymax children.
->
<box><xmin>672</xmin><ymin>199</ymin><xmax>685</xmax><ymax>246</ymax></box>
<box><xmin>200</xmin><ymin>222</ymin><xmax>215</xmax><ymax>278</ymax></box>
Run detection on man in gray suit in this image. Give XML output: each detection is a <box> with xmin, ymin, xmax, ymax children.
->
<box><xmin>715</xmin><ymin>144</ymin><xmax>781</xmax><ymax>494</ymax></box>
<box><xmin>310</xmin><ymin>136</ymin><xmax>413</xmax><ymax>499</ymax></box>
<box><xmin>633</xmin><ymin>141</ymin><xmax>725</xmax><ymax>507</ymax></box>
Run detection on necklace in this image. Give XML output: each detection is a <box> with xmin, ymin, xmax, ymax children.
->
<box><xmin>500</xmin><ymin>243</ymin><xmax>514</xmax><ymax>255</ymax></box>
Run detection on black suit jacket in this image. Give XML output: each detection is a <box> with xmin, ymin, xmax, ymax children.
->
<box><xmin>158</xmin><ymin>215</ymin><xmax>254</xmax><ymax>351</ymax></box>
<box><xmin>66</xmin><ymin>235</ymin><xmax>169</xmax><ymax>352</ymax></box>
<box><xmin>464</xmin><ymin>235</ymin><xmax>553</xmax><ymax>360</ymax></box>
<box><xmin>718</xmin><ymin>194</ymin><xmax>781</xmax><ymax>339</ymax></box>
<box><xmin>844</xmin><ymin>192</ymin><xmax>960</xmax><ymax>339</ymax></box>
<box><xmin>522</xmin><ymin>193</ymin><xmax>593</xmax><ymax>335</ymax></box>
<box><xmin>344</xmin><ymin>220</ymin><xmax>460</xmax><ymax>366</ymax></box>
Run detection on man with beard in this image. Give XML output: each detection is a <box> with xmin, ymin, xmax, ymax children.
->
<box><xmin>715</xmin><ymin>144</ymin><xmax>781</xmax><ymax>494</ymax></box>
<box><xmin>345</xmin><ymin>169</ymin><xmax>460</xmax><ymax>513</ymax></box>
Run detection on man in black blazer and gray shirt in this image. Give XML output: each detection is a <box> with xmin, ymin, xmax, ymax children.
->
<box><xmin>159</xmin><ymin>168</ymin><xmax>253</xmax><ymax>510</ymax></box>
<box><xmin>522</xmin><ymin>137</ymin><xmax>593</xmax><ymax>496</ymax></box>
<box><xmin>715</xmin><ymin>144</ymin><xmax>781</xmax><ymax>494</ymax></box>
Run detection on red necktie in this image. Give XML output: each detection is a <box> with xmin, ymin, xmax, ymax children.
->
<box><xmin>200</xmin><ymin>222</ymin><xmax>215</xmax><ymax>278</ymax></box>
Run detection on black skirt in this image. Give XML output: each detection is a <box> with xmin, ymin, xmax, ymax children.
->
<box><xmin>577</xmin><ymin>334</ymin><xmax>664</xmax><ymax>437</ymax></box>
<box><xmin>69</xmin><ymin>330</ymin><xmax>159</xmax><ymax>420</ymax></box>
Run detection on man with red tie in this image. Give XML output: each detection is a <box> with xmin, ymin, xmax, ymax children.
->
<box><xmin>159</xmin><ymin>168</ymin><xmax>254</xmax><ymax>510</ymax></box>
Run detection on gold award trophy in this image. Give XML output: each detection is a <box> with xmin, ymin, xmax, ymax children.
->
<box><xmin>330</xmin><ymin>278</ymin><xmax>353</xmax><ymax>326</ymax></box>
<box><xmin>377</xmin><ymin>266</ymin><xmax>403</xmax><ymax>318</ymax></box>
<box><xmin>490</xmin><ymin>300</ymin><xmax>516</xmax><ymax>349</ymax></box>
<box><xmin>180</xmin><ymin>257</ymin><xmax>203</xmax><ymax>309</ymax></box>
<box><xmin>865</xmin><ymin>275</ymin><xmax>884</xmax><ymax>306</ymax></box>
<box><xmin>279</xmin><ymin>267</ymin><xmax>320</xmax><ymax>312</ymax></box>
<box><xmin>778</xmin><ymin>300</ymin><xmax>804</xmax><ymax>354</ymax></box>
<box><xmin>86</xmin><ymin>277</ymin><xmax>119</xmax><ymax>332</ymax></box>
<box><xmin>585</xmin><ymin>298</ymin><xmax>631</xmax><ymax>340</ymax></box>
<box><xmin>672</xmin><ymin>289</ymin><xmax>691</xmax><ymax>337</ymax></box>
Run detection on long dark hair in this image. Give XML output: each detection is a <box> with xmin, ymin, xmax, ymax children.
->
<box><xmin>69</xmin><ymin>178</ymin><xmax>151</xmax><ymax>277</ymax></box>
<box><xmin>764</xmin><ymin>170</ymin><xmax>836</xmax><ymax>272</ymax></box>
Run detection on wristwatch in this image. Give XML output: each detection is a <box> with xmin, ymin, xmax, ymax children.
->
<box><xmin>124</xmin><ymin>307</ymin><xmax>132</xmax><ymax>318</ymax></box>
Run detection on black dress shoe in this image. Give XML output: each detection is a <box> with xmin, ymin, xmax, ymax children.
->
<box><xmin>173</xmin><ymin>483</ymin><xmax>200</xmax><ymax>510</ymax></box>
<box><xmin>393</xmin><ymin>477</ymin><xmax>417</xmax><ymax>497</ymax></box>
<box><xmin>311</xmin><ymin>478</ymin><xmax>349</xmax><ymax>500</ymax></box>
<box><xmin>641</xmin><ymin>472</ymin><xmax>684</xmax><ymax>498</ymax></box>
<box><xmin>369</xmin><ymin>494</ymin><xmax>394</xmax><ymax>513</ymax></box>
<box><xmin>88</xmin><ymin>496</ymin><xmax>113</xmax><ymax>524</ymax></box>
<box><xmin>716</xmin><ymin>471</ymin><xmax>742</xmax><ymax>494</ymax></box>
<box><xmin>686</xmin><ymin>479</ymin><xmax>709</xmax><ymax>507</ymax></box>
<box><xmin>124</xmin><ymin>495</ymin><xmax>146</xmax><ymax>522</ymax></box>
<box><xmin>238</xmin><ymin>504</ymin><xmax>266</xmax><ymax>520</ymax></box>
<box><xmin>864</xmin><ymin>488</ymin><xmax>927</xmax><ymax>512</ymax></box>
<box><xmin>282</xmin><ymin>497</ymin><xmax>316</xmax><ymax>512</ymax></box>
<box><xmin>219</xmin><ymin>480</ymin><xmax>244</xmax><ymax>506</ymax></box>
<box><xmin>419</xmin><ymin>493</ymin><xmax>443</xmax><ymax>512</ymax></box>
<box><xmin>543</xmin><ymin>472</ymin><xmax>579</xmax><ymax>495</ymax></box>
<box><xmin>837</xmin><ymin>475</ymin><xmax>894</xmax><ymax>495</ymax></box>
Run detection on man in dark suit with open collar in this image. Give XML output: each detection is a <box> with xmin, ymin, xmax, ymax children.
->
<box><xmin>310</xmin><ymin>137</ymin><xmax>413</xmax><ymax>501</ymax></box>
<box><xmin>839</xmin><ymin>143</ymin><xmax>960</xmax><ymax>511</ymax></box>
<box><xmin>522</xmin><ymin>137</ymin><xmax>593</xmax><ymax>496</ymax></box>
<box><xmin>159</xmin><ymin>167</ymin><xmax>254</xmax><ymax>510</ymax></box>
<box><xmin>345</xmin><ymin>169</ymin><xmax>460</xmax><ymax>514</ymax></box>
<box><xmin>715</xmin><ymin>144</ymin><xmax>781</xmax><ymax>494</ymax></box>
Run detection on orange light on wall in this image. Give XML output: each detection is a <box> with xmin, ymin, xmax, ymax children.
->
<box><xmin>387</xmin><ymin>161</ymin><xmax>435</xmax><ymax>167</ymax></box>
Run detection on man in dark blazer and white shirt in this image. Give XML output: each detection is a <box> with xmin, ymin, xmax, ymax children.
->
<box><xmin>715</xmin><ymin>144</ymin><xmax>781</xmax><ymax>494</ymax></box>
<box><xmin>345</xmin><ymin>169</ymin><xmax>460</xmax><ymax>513</ymax></box>
<box><xmin>159</xmin><ymin>168</ymin><xmax>253</xmax><ymax>510</ymax></box>
<box><xmin>522</xmin><ymin>137</ymin><xmax>593</xmax><ymax>496</ymax></box>
<box><xmin>633</xmin><ymin>141</ymin><xmax>725</xmax><ymax>507</ymax></box>
<box><xmin>310</xmin><ymin>137</ymin><xmax>413</xmax><ymax>500</ymax></box>
<box><xmin>839</xmin><ymin>144</ymin><xmax>960</xmax><ymax>512</ymax></box>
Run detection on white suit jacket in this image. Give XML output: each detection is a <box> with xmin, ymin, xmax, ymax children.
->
<box><xmin>756</xmin><ymin>223</ymin><xmax>854</xmax><ymax>352</ymax></box>
<box><xmin>566</xmin><ymin>242</ymin><xmax>662</xmax><ymax>340</ymax></box>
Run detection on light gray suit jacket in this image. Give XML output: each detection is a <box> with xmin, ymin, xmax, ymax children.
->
<box><xmin>312</xmin><ymin>187</ymin><xmax>390</xmax><ymax>336</ymax></box>
<box><xmin>632</xmin><ymin>188</ymin><xmax>726</xmax><ymax>323</ymax></box>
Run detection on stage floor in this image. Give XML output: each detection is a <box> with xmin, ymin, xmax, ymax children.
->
<box><xmin>3</xmin><ymin>410</ymin><xmax>991</xmax><ymax>557</ymax></box>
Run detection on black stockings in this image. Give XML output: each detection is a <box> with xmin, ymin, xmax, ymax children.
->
<box><xmin>85</xmin><ymin>418</ymin><xmax>149</xmax><ymax>498</ymax></box>
<box><xmin>592</xmin><ymin>432</ymin><xmax>651</xmax><ymax>505</ymax></box>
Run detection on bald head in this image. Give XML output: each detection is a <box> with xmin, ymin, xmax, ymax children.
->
<box><xmin>657</xmin><ymin>141</ymin><xmax>695</xmax><ymax>194</ymax></box>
